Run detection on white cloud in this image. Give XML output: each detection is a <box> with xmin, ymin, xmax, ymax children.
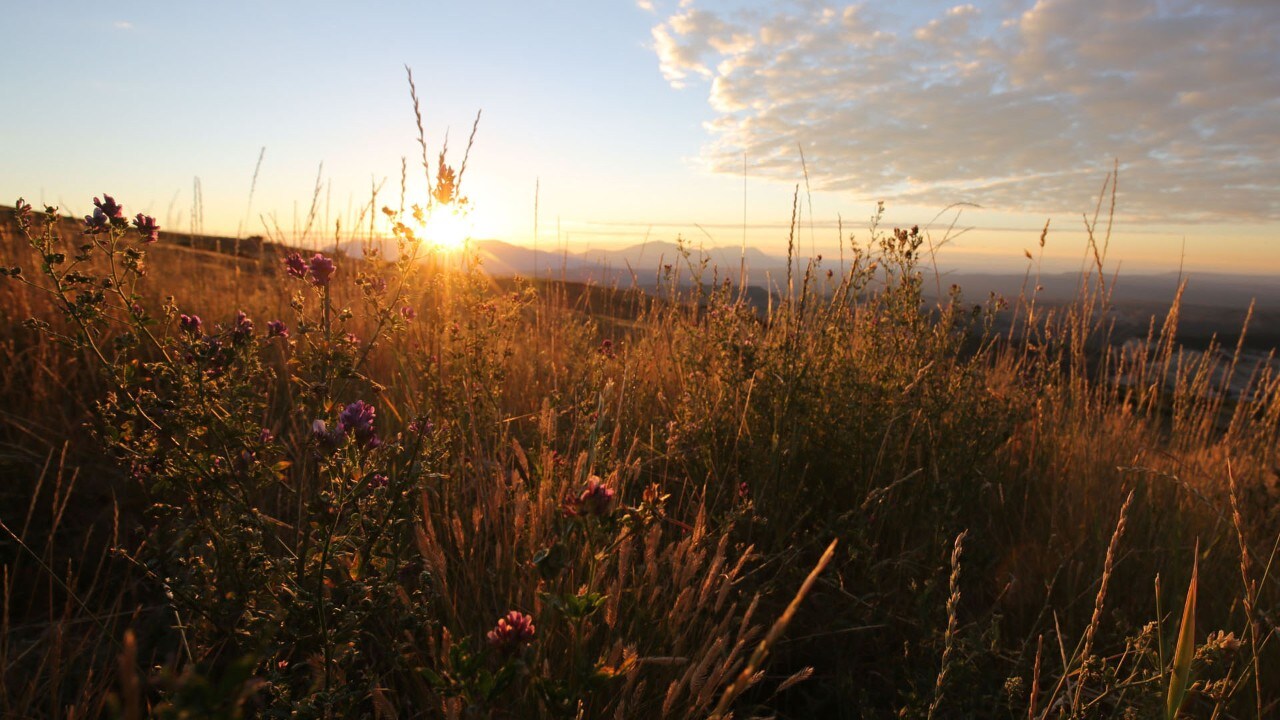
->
<box><xmin>113</xmin><ymin>20</ymin><xmax>133</xmax><ymax>30</ymax></box>
<box><xmin>650</xmin><ymin>0</ymin><xmax>1280</xmax><ymax>222</ymax></box>
<box><xmin>637</xmin><ymin>0</ymin><xmax>655</xmax><ymax>12</ymax></box>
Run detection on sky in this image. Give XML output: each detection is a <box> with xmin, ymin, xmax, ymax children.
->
<box><xmin>1</xmin><ymin>0</ymin><xmax>1277</xmax><ymax>274</ymax></box>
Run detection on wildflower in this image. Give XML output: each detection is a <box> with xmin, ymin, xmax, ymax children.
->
<box><xmin>486</xmin><ymin>610</ymin><xmax>535</xmax><ymax>652</ymax></box>
<box><xmin>179</xmin><ymin>314</ymin><xmax>202</xmax><ymax>336</ymax></box>
<box><xmin>259</xmin><ymin>428</ymin><xmax>275</xmax><ymax>443</ymax></box>
<box><xmin>367</xmin><ymin>473</ymin><xmax>389</xmax><ymax>489</ymax></box>
<box><xmin>266</xmin><ymin>320</ymin><xmax>289</xmax><ymax>339</ymax></box>
<box><xmin>231</xmin><ymin>310</ymin><xmax>254</xmax><ymax>345</ymax></box>
<box><xmin>283</xmin><ymin>252</ymin><xmax>308</xmax><ymax>280</ymax></box>
<box><xmin>307</xmin><ymin>253</ymin><xmax>335</xmax><ymax>287</ymax></box>
<box><xmin>367</xmin><ymin>275</ymin><xmax>387</xmax><ymax>294</ymax></box>
<box><xmin>84</xmin><ymin>207</ymin><xmax>111</xmax><ymax>234</ymax></box>
<box><xmin>339</xmin><ymin>400</ymin><xmax>379</xmax><ymax>448</ymax></box>
<box><xmin>311</xmin><ymin>419</ymin><xmax>344</xmax><ymax>451</ymax></box>
<box><xmin>132</xmin><ymin>213</ymin><xmax>160</xmax><ymax>243</ymax></box>
<box><xmin>573</xmin><ymin>475</ymin><xmax>616</xmax><ymax>517</ymax></box>
<box><xmin>94</xmin><ymin>194</ymin><xmax>124</xmax><ymax>221</ymax></box>
<box><xmin>400</xmin><ymin>305</ymin><xmax>417</xmax><ymax>321</ymax></box>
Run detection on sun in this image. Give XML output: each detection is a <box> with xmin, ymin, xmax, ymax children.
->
<box><xmin>421</xmin><ymin>205</ymin><xmax>472</xmax><ymax>252</ymax></box>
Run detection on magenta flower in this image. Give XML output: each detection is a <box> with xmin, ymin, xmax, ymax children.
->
<box><xmin>231</xmin><ymin>310</ymin><xmax>254</xmax><ymax>344</ymax></box>
<box><xmin>573</xmin><ymin>476</ymin><xmax>616</xmax><ymax>517</ymax></box>
<box><xmin>338</xmin><ymin>400</ymin><xmax>378</xmax><ymax>448</ymax></box>
<box><xmin>132</xmin><ymin>213</ymin><xmax>160</xmax><ymax>243</ymax></box>
<box><xmin>94</xmin><ymin>195</ymin><xmax>124</xmax><ymax>221</ymax></box>
<box><xmin>486</xmin><ymin>611</ymin><xmax>536</xmax><ymax>652</ymax></box>
<box><xmin>266</xmin><ymin>320</ymin><xmax>289</xmax><ymax>339</ymax></box>
<box><xmin>179</xmin><ymin>314</ymin><xmax>202</xmax><ymax>336</ymax></box>
<box><xmin>283</xmin><ymin>252</ymin><xmax>308</xmax><ymax>280</ymax></box>
<box><xmin>308</xmin><ymin>253</ymin><xmax>335</xmax><ymax>287</ymax></box>
<box><xmin>400</xmin><ymin>305</ymin><xmax>417</xmax><ymax>321</ymax></box>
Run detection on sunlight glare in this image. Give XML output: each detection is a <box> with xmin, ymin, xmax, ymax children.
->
<box><xmin>421</xmin><ymin>205</ymin><xmax>472</xmax><ymax>252</ymax></box>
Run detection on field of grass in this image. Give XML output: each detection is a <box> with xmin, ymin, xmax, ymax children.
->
<box><xmin>1</xmin><ymin>159</ymin><xmax>1278</xmax><ymax>718</ymax></box>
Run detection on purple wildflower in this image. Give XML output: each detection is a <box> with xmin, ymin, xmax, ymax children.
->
<box><xmin>338</xmin><ymin>400</ymin><xmax>379</xmax><ymax>448</ymax></box>
<box><xmin>132</xmin><ymin>213</ymin><xmax>160</xmax><ymax>243</ymax></box>
<box><xmin>486</xmin><ymin>611</ymin><xmax>536</xmax><ymax>652</ymax></box>
<box><xmin>231</xmin><ymin>310</ymin><xmax>254</xmax><ymax>344</ymax></box>
<box><xmin>283</xmin><ymin>252</ymin><xmax>308</xmax><ymax>280</ymax></box>
<box><xmin>179</xmin><ymin>314</ymin><xmax>202</xmax><ymax>336</ymax></box>
<box><xmin>311</xmin><ymin>419</ymin><xmax>344</xmax><ymax>451</ymax></box>
<box><xmin>83</xmin><ymin>207</ymin><xmax>110</xmax><ymax>234</ymax></box>
<box><xmin>573</xmin><ymin>476</ymin><xmax>616</xmax><ymax>517</ymax></box>
<box><xmin>367</xmin><ymin>473</ymin><xmax>389</xmax><ymax>489</ymax></box>
<box><xmin>94</xmin><ymin>195</ymin><xmax>124</xmax><ymax>221</ymax></box>
<box><xmin>266</xmin><ymin>320</ymin><xmax>289</xmax><ymax>339</ymax></box>
<box><xmin>400</xmin><ymin>305</ymin><xmax>417</xmax><ymax>321</ymax></box>
<box><xmin>307</xmin><ymin>253</ymin><xmax>335</xmax><ymax>287</ymax></box>
<box><xmin>259</xmin><ymin>428</ymin><xmax>275</xmax><ymax>443</ymax></box>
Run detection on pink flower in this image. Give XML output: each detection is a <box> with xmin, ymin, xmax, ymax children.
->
<box><xmin>486</xmin><ymin>611</ymin><xmax>536</xmax><ymax>652</ymax></box>
<box><xmin>231</xmin><ymin>310</ymin><xmax>254</xmax><ymax>344</ymax></box>
<box><xmin>179</xmin><ymin>314</ymin><xmax>202</xmax><ymax>336</ymax></box>
<box><xmin>283</xmin><ymin>252</ymin><xmax>308</xmax><ymax>279</ymax></box>
<box><xmin>400</xmin><ymin>305</ymin><xmax>417</xmax><ymax>321</ymax></box>
<box><xmin>266</xmin><ymin>320</ymin><xmax>289</xmax><ymax>338</ymax></box>
<box><xmin>94</xmin><ymin>194</ymin><xmax>124</xmax><ymax>221</ymax></box>
<box><xmin>132</xmin><ymin>213</ymin><xmax>160</xmax><ymax>243</ymax></box>
<box><xmin>570</xmin><ymin>476</ymin><xmax>616</xmax><ymax>517</ymax></box>
<box><xmin>307</xmin><ymin>253</ymin><xmax>335</xmax><ymax>287</ymax></box>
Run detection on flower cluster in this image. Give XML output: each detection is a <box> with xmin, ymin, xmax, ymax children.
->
<box><xmin>231</xmin><ymin>311</ymin><xmax>254</xmax><ymax>345</ymax></box>
<box><xmin>179</xmin><ymin>314</ymin><xmax>203</xmax><ymax>336</ymax></box>
<box><xmin>312</xmin><ymin>400</ymin><xmax>381</xmax><ymax>451</ymax></box>
<box><xmin>282</xmin><ymin>252</ymin><xmax>336</xmax><ymax>287</ymax></box>
<box><xmin>338</xmin><ymin>400</ymin><xmax>379</xmax><ymax>447</ymax></box>
<box><xmin>566</xmin><ymin>475</ymin><xmax>616</xmax><ymax>517</ymax></box>
<box><xmin>486</xmin><ymin>610</ymin><xmax>536</xmax><ymax>652</ymax></box>
<box><xmin>83</xmin><ymin>194</ymin><xmax>125</xmax><ymax>234</ymax></box>
<box><xmin>132</xmin><ymin>213</ymin><xmax>160</xmax><ymax>243</ymax></box>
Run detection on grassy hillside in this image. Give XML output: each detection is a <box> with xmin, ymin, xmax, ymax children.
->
<box><xmin>0</xmin><ymin>196</ymin><xmax>1277</xmax><ymax>718</ymax></box>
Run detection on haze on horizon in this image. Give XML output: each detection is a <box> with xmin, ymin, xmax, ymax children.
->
<box><xmin>1</xmin><ymin>0</ymin><xmax>1276</xmax><ymax>275</ymax></box>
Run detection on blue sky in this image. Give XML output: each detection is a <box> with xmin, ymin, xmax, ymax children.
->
<box><xmin>3</xmin><ymin>1</ymin><xmax>1278</xmax><ymax>273</ymax></box>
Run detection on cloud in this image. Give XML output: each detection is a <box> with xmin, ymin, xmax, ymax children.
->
<box><xmin>637</xmin><ymin>0</ymin><xmax>655</xmax><ymax>11</ymax></box>
<box><xmin>650</xmin><ymin>0</ymin><xmax>1280</xmax><ymax>222</ymax></box>
<box><xmin>113</xmin><ymin>20</ymin><xmax>133</xmax><ymax>30</ymax></box>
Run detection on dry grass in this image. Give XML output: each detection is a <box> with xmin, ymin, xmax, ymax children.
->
<box><xmin>0</xmin><ymin>180</ymin><xmax>1277</xmax><ymax>719</ymax></box>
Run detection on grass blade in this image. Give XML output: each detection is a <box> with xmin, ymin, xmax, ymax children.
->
<box><xmin>1165</xmin><ymin>554</ymin><xmax>1198</xmax><ymax>720</ymax></box>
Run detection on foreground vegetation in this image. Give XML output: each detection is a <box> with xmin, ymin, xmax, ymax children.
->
<box><xmin>1</xmin><ymin>155</ymin><xmax>1278</xmax><ymax>718</ymax></box>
